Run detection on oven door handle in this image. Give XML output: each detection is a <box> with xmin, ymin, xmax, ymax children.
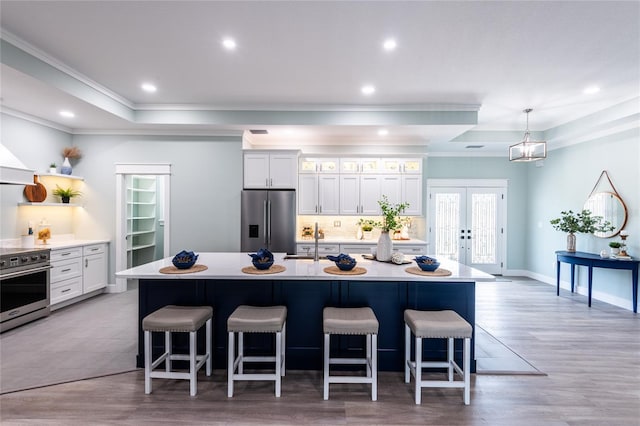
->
<box><xmin>0</xmin><ymin>265</ymin><xmax>52</xmax><ymax>279</ymax></box>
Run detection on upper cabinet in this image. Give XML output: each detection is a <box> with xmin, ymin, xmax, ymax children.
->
<box><xmin>340</xmin><ymin>158</ymin><xmax>381</xmax><ymax>174</ymax></box>
<box><xmin>243</xmin><ymin>151</ymin><xmax>298</xmax><ymax>189</ymax></box>
<box><xmin>299</xmin><ymin>157</ymin><xmax>339</xmax><ymax>174</ymax></box>
<box><xmin>379</xmin><ymin>158</ymin><xmax>422</xmax><ymax>174</ymax></box>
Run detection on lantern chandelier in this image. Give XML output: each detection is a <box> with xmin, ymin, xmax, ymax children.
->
<box><xmin>509</xmin><ymin>108</ymin><xmax>547</xmax><ymax>162</ymax></box>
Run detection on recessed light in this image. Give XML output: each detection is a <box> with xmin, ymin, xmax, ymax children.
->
<box><xmin>222</xmin><ymin>38</ymin><xmax>237</xmax><ymax>50</ymax></box>
<box><xmin>141</xmin><ymin>83</ymin><xmax>157</xmax><ymax>93</ymax></box>
<box><xmin>361</xmin><ymin>85</ymin><xmax>376</xmax><ymax>95</ymax></box>
<box><xmin>383</xmin><ymin>38</ymin><xmax>397</xmax><ymax>51</ymax></box>
<box><xmin>583</xmin><ymin>85</ymin><xmax>600</xmax><ymax>95</ymax></box>
<box><xmin>377</xmin><ymin>129</ymin><xmax>389</xmax><ymax>136</ymax></box>
<box><xmin>59</xmin><ymin>110</ymin><xmax>75</xmax><ymax>118</ymax></box>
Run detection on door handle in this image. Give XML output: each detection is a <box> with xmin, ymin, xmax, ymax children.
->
<box><xmin>266</xmin><ymin>200</ymin><xmax>272</xmax><ymax>245</ymax></box>
<box><xmin>263</xmin><ymin>200</ymin><xmax>268</xmax><ymax>245</ymax></box>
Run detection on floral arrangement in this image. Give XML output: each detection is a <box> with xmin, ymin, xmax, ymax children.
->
<box><xmin>62</xmin><ymin>146</ymin><xmax>82</xmax><ymax>159</ymax></box>
<box><xmin>375</xmin><ymin>195</ymin><xmax>409</xmax><ymax>232</ymax></box>
<box><xmin>550</xmin><ymin>210</ymin><xmax>614</xmax><ymax>234</ymax></box>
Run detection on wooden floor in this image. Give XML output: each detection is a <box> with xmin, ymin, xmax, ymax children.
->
<box><xmin>1</xmin><ymin>278</ymin><xmax>639</xmax><ymax>425</ymax></box>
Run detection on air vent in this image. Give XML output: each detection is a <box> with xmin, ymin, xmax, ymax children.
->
<box><xmin>249</xmin><ymin>129</ymin><xmax>269</xmax><ymax>135</ymax></box>
<box><xmin>465</xmin><ymin>145</ymin><xmax>484</xmax><ymax>149</ymax></box>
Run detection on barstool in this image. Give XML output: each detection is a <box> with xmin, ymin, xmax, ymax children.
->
<box><xmin>143</xmin><ymin>305</ymin><xmax>213</xmax><ymax>397</ymax></box>
<box><xmin>323</xmin><ymin>307</ymin><xmax>379</xmax><ymax>401</ymax></box>
<box><xmin>227</xmin><ymin>305</ymin><xmax>287</xmax><ymax>397</ymax></box>
<box><xmin>404</xmin><ymin>309</ymin><xmax>472</xmax><ymax>405</ymax></box>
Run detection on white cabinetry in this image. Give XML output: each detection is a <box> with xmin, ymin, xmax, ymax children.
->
<box><xmin>402</xmin><ymin>175</ymin><xmax>423</xmax><ymax>216</ymax></box>
<box><xmin>299</xmin><ymin>157</ymin><xmax>339</xmax><ymax>174</ymax></box>
<box><xmin>379</xmin><ymin>158</ymin><xmax>422</xmax><ymax>174</ymax></box>
<box><xmin>340</xmin><ymin>175</ymin><xmax>382</xmax><ymax>215</ymax></box>
<box><xmin>296</xmin><ymin>243</ymin><xmax>340</xmax><ymax>256</ymax></box>
<box><xmin>244</xmin><ymin>151</ymin><xmax>298</xmax><ymax>189</ymax></box>
<box><xmin>51</xmin><ymin>243</ymin><xmax>109</xmax><ymax>308</ymax></box>
<box><xmin>298</xmin><ymin>174</ymin><xmax>339</xmax><ymax>215</ymax></box>
<box><xmin>83</xmin><ymin>244</ymin><xmax>107</xmax><ymax>293</ymax></box>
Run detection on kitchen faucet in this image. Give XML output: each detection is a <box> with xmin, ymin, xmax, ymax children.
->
<box><xmin>314</xmin><ymin>222</ymin><xmax>319</xmax><ymax>261</ymax></box>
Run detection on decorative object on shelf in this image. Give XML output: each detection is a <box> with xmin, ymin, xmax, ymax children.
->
<box><xmin>61</xmin><ymin>146</ymin><xmax>82</xmax><ymax>175</ymax></box>
<box><xmin>301</xmin><ymin>225</ymin><xmax>314</xmax><ymax>239</ymax></box>
<box><xmin>608</xmin><ymin>241</ymin><xmax>621</xmax><ymax>255</ymax></box>
<box><xmin>414</xmin><ymin>255</ymin><xmax>440</xmax><ymax>272</ymax></box>
<box><xmin>49</xmin><ymin>163</ymin><xmax>57</xmax><ymax>174</ymax></box>
<box><xmin>326</xmin><ymin>253</ymin><xmax>357</xmax><ymax>271</ymax></box>
<box><xmin>52</xmin><ymin>185</ymin><xmax>82</xmax><ymax>204</ymax></box>
<box><xmin>23</xmin><ymin>175</ymin><xmax>47</xmax><ymax>202</ymax></box>
<box><xmin>599</xmin><ymin>250</ymin><xmax>609</xmax><ymax>259</ymax></box>
<box><xmin>248</xmin><ymin>248</ymin><xmax>274</xmax><ymax>270</ymax></box>
<box><xmin>37</xmin><ymin>218</ymin><xmax>51</xmax><ymax>245</ymax></box>
<box><xmin>171</xmin><ymin>250</ymin><xmax>198</xmax><ymax>269</ymax></box>
<box><xmin>509</xmin><ymin>108</ymin><xmax>546</xmax><ymax>162</ymax></box>
<box><xmin>550</xmin><ymin>209</ymin><xmax>614</xmax><ymax>252</ymax></box>
<box><xmin>584</xmin><ymin>170</ymin><xmax>627</xmax><ymax>238</ymax></box>
<box><xmin>375</xmin><ymin>195</ymin><xmax>409</xmax><ymax>261</ymax></box>
<box><xmin>357</xmin><ymin>218</ymin><xmax>375</xmax><ymax>240</ymax></box>
<box><xmin>618</xmin><ymin>230</ymin><xmax>629</xmax><ymax>257</ymax></box>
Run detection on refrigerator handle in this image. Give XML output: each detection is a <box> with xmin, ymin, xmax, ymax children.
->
<box><xmin>266</xmin><ymin>199</ymin><xmax>272</xmax><ymax>246</ymax></box>
<box><xmin>263</xmin><ymin>200</ymin><xmax>269</xmax><ymax>246</ymax></box>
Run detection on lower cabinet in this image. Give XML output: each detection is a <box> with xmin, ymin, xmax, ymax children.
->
<box><xmin>296</xmin><ymin>243</ymin><xmax>339</xmax><ymax>256</ymax></box>
<box><xmin>50</xmin><ymin>243</ymin><xmax>108</xmax><ymax>308</ymax></box>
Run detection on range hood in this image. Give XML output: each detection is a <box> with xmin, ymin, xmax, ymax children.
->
<box><xmin>0</xmin><ymin>143</ymin><xmax>35</xmax><ymax>185</ymax></box>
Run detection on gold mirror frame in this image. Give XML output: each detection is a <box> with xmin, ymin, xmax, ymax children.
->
<box><xmin>584</xmin><ymin>171</ymin><xmax>628</xmax><ymax>238</ymax></box>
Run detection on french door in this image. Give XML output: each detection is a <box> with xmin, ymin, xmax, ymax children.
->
<box><xmin>427</xmin><ymin>180</ymin><xmax>506</xmax><ymax>275</ymax></box>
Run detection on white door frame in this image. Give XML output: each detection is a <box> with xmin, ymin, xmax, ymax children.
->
<box><xmin>427</xmin><ymin>179</ymin><xmax>508</xmax><ymax>275</ymax></box>
<box><xmin>112</xmin><ymin>163</ymin><xmax>171</xmax><ymax>293</ymax></box>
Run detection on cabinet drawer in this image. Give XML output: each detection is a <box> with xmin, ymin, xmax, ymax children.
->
<box><xmin>296</xmin><ymin>244</ymin><xmax>340</xmax><ymax>256</ymax></box>
<box><xmin>340</xmin><ymin>244</ymin><xmax>374</xmax><ymax>254</ymax></box>
<box><xmin>396</xmin><ymin>245</ymin><xmax>427</xmax><ymax>255</ymax></box>
<box><xmin>51</xmin><ymin>258</ymin><xmax>82</xmax><ymax>282</ymax></box>
<box><xmin>51</xmin><ymin>276</ymin><xmax>82</xmax><ymax>305</ymax></box>
<box><xmin>83</xmin><ymin>244</ymin><xmax>105</xmax><ymax>256</ymax></box>
<box><xmin>51</xmin><ymin>247</ymin><xmax>82</xmax><ymax>262</ymax></box>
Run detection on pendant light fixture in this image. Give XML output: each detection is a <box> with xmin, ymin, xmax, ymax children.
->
<box><xmin>509</xmin><ymin>108</ymin><xmax>547</xmax><ymax>162</ymax></box>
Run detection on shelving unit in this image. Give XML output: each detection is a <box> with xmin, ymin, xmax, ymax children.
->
<box><xmin>126</xmin><ymin>175</ymin><xmax>157</xmax><ymax>266</ymax></box>
<box><xmin>18</xmin><ymin>202</ymin><xmax>82</xmax><ymax>207</ymax></box>
<box><xmin>18</xmin><ymin>173</ymin><xmax>85</xmax><ymax>207</ymax></box>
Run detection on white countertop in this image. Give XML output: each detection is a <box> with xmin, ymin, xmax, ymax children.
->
<box><xmin>116</xmin><ymin>252</ymin><xmax>494</xmax><ymax>282</ymax></box>
<box><xmin>297</xmin><ymin>238</ymin><xmax>427</xmax><ymax>245</ymax></box>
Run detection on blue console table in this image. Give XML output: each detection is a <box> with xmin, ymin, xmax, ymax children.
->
<box><xmin>555</xmin><ymin>251</ymin><xmax>639</xmax><ymax>313</ymax></box>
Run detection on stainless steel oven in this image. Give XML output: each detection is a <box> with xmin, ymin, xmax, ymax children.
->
<box><xmin>0</xmin><ymin>247</ymin><xmax>51</xmax><ymax>332</ymax></box>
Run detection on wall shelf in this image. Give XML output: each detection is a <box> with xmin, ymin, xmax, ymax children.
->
<box><xmin>40</xmin><ymin>173</ymin><xmax>84</xmax><ymax>181</ymax></box>
<box><xmin>18</xmin><ymin>202</ymin><xmax>83</xmax><ymax>207</ymax></box>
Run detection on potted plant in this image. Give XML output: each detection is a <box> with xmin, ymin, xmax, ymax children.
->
<box><xmin>608</xmin><ymin>241</ymin><xmax>622</xmax><ymax>255</ymax></box>
<box><xmin>49</xmin><ymin>163</ymin><xmax>57</xmax><ymax>174</ymax></box>
<box><xmin>375</xmin><ymin>195</ymin><xmax>409</xmax><ymax>261</ymax></box>
<box><xmin>550</xmin><ymin>210</ymin><xmax>614</xmax><ymax>252</ymax></box>
<box><xmin>52</xmin><ymin>185</ymin><xmax>82</xmax><ymax>204</ymax></box>
<box><xmin>357</xmin><ymin>219</ymin><xmax>376</xmax><ymax>239</ymax></box>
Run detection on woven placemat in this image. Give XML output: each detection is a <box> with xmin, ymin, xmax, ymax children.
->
<box><xmin>241</xmin><ymin>264</ymin><xmax>286</xmax><ymax>274</ymax></box>
<box><xmin>159</xmin><ymin>264</ymin><xmax>208</xmax><ymax>274</ymax></box>
<box><xmin>405</xmin><ymin>266</ymin><xmax>452</xmax><ymax>277</ymax></box>
<box><xmin>323</xmin><ymin>266</ymin><xmax>367</xmax><ymax>275</ymax></box>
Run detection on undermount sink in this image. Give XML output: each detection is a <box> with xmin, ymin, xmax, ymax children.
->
<box><xmin>283</xmin><ymin>254</ymin><xmax>327</xmax><ymax>260</ymax></box>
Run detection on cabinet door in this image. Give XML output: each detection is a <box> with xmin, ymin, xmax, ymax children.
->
<box><xmin>83</xmin><ymin>252</ymin><xmax>107</xmax><ymax>293</ymax></box>
<box><xmin>379</xmin><ymin>175</ymin><xmax>402</xmax><ymax>206</ymax></box>
<box><xmin>318</xmin><ymin>174</ymin><xmax>340</xmax><ymax>215</ymax></box>
<box><xmin>269</xmin><ymin>153</ymin><xmax>297</xmax><ymax>188</ymax></box>
<box><xmin>402</xmin><ymin>175</ymin><xmax>423</xmax><ymax>215</ymax></box>
<box><xmin>339</xmin><ymin>175</ymin><xmax>360</xmax><ymax>214</ymax></box>
<box><xmin>298</xmin><ymin>174</ymin><xmax>319</xmax><ymax>214</ymax></box>
<box><xmin>243</xmin><ymin>153</ymin><xmax>270</xmax><ymax>188</ymax></box>
<box><xmin>360</xmin><ymin>175</ymin><xmax>381</xmax><ymax>215</ymax></box>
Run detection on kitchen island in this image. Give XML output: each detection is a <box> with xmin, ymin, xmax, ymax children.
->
<box><xmin>116</xmin><ymin>253</ymin><xmax>494</xmax><ymax>372</ymax></box>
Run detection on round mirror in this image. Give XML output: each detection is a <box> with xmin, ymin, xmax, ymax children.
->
<box><xmin>584</xmin><ymin>192</ymin><xmax>627</xmax><ymax>238</ymax></box>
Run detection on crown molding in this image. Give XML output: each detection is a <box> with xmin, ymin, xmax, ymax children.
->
<box><xmin>1</xmin><ymin>107</ymin><xmax>72</xmax><ymax>133</ymax></box>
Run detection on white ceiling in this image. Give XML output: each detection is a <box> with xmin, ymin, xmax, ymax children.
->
<box><xmin>0</xmin><ymin>1</ymin><xmax>638</xmax><ymax>154</ymax></box>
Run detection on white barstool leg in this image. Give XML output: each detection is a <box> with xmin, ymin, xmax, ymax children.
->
<box><xmin>189</xmin><ymin>330</ymin><xmax>197</xmax><ymax>396</ymax></box>
<box><xmin>144</xmin><ymin>330</ymin><xmax>152</xmax><ymax>394</ymax></box>
<box><xmin>404</xmin><ymin>324</ymin><xmax>410</xmax><ymax>383</ymax></box>
<box><xmin>448</xmin><ymin>337</ymin><xmax>454</xmax><ymax>382</ymax></box>
<box><xmin>415</xmin><ymin>336</ymin><xmax>422</xmax><ymax>405</ymax></box>
<box><xmin>323</xmin><ymin>333</ymin><xmax>330</xmax><ymax>400</ymax></box>
<box><xmin>227</xmin><ymin>331</ymin><xmax>235</xmax><ymax>397</ymax></box>
<box><xmin>464</xmin><ymin>337</ymin><xmax>470</xmax><ymax>405</ymax></box>
<box><xmin>371</xmin><ymin>333</ymin><xmax>378</xmax><ymax>401</ymax></box>
<box><xmin>206</xmin><ymin>318</ymin><xmax>212</xmax><ymax>376</ymax></box>
<box><xmin>275</xmin><ymin>330</ymin><xmax>282</xmax><ymax>397</ymax></box>
<box><xmin>238</xmin><ymin>331</ymin><xmax>244</xmax><ymax>374</ymax></box>
<box><xmin>366</xmin><ymin>334</ymin><xmax>372</xmax><ymax>378</ymax></box>
<box><xmin>165</xmin><ymin>331</ymin><xmax>172</xmax><ymax>372</ymax></box>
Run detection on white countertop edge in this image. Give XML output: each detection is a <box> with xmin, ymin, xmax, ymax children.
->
<box><xmin>297</xmin><ymin>238</ymin><xmax>427</xmax><ymax>245</ymax></box>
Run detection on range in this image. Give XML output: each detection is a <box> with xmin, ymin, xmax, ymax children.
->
<box><xmin>0</xmin><ymin>247</ymin><xmax>51</xmax><ymax>332</ymax></box>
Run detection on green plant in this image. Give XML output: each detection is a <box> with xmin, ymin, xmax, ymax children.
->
<box><xmin>608</xmin><ymin>241</ymin><xmax>622</xmax><ymax>248</ymax></box>
<box><xmin>550</xmin><ymin>210</ymin><xmax>614</xmax><ymax>234</ymax></box>
<box><xmin>49</xmin><ymin>162</ymin><xmax>56</xmax><ymax>168</ymax></box>
<box><xmin>357</xmin><ymin>219</ymin><xmax>375</xmax><ymax>232</ymax></box>
<box><xmin>52</xmin><ymin>185</ymin><xmax>82</xmax><ymax>199</ymax></box>
<box><xmin>376</xmin><ymin>195</ymin><xmax>409</xmax><ymax>232</ymax></box>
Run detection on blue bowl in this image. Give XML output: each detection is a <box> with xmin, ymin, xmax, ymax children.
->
<box><xmin>172</xmin><ymin>250</ymin><xmax>198</xmax><ymax>269</ymax></box>
<box><xmin>414</xmin><ymin>256</ymin><xmax>440</xmax><ymax>272</ymax></box>
<box><xmin>248</xmin><ymin>248</ymin><xmax>274</xmax><ymax>270</ymax></box>
<box><xmin>327</xmin><ymin>253</ymin><xmax>357</xmax><ymax>271</ymax></box>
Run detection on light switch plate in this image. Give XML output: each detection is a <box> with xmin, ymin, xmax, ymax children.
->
<box><xmin>333</xmin><ymin>221</ymin><xmax>341</xmax><ymax>227</ymax></box>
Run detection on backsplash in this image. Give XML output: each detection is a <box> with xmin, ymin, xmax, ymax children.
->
<box><xmin>296</xmin><ymin>215</ymin><xmax>426</xmax><ymax>241</ymax></box>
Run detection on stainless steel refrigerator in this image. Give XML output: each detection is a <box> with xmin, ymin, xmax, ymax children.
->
<box><xmin>241</xmin><ymin>189</ymin><xmax>296</xmax><ymax>254</ymax></box>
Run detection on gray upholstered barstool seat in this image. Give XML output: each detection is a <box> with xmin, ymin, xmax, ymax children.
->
<box><xmin>143</xmin><ymin>305</ymin><xmax>213</xmax><ymax>397</ymax></box>
<box><xmin>227</xmin><ymin>305</ymin><xmax>287</xmax><ymax>397</ymax></box>
<box><xmin>323</xmin><ymin>307</ymin><xmax>379</xmax><ymax>401</ymax></box>
<box><xmin>404</xmin><ymin>309</ymin><xmax>472</xmax><ymax>405</ymax></box>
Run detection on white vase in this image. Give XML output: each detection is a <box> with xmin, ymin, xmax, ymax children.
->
<box><xmin>61</xmin><ymin>157</ymin><xmax>72</xmax><ymax>175</ymax></box>
<box><xmin>356</xmin><ymin>227</ymin><xmax>363</xmax><ymax>240</ymax></box>
<box><xmin>566</xmin><ymin>233</ymin><xmax>576</xmax><ymax>252</ymax></box>
<box><xmin>377</xmin><ymin>230</ymin><xmax>393</xmax><ymax>261</ymax></box>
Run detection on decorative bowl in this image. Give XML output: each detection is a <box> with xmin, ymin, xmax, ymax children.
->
<box><xmin>414</xmin><ymin>255</ymin><xmax>440</xmax><ymax>272</ymax></box>
<box><xmin>172</xmin><ymin>250</ymin><xmax>198</xmax><ymax>269</ymax></box>
<box><xmin>326</xmin><ymin>253</ymin><xmax>357</xmax><ymax>271</ymax></box>
<box><xmin>248</xmin><ymin>248</ymin><xmax>274</xmax><ymax>270</ymax></box>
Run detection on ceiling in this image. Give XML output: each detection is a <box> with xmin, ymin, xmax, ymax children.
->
<box><xmin>0</xmin><ymin>1</ymin><xmax>638</xmax><ymax>155</ymax></box>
